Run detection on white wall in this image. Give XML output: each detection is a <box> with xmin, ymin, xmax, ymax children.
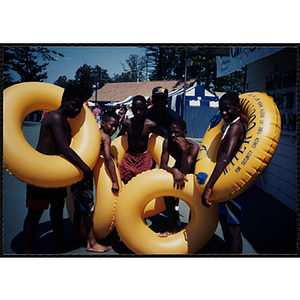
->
<box><xmin>245</xmin><ymin>47</ymin><xmax>297</xmax><ymax>211</ymax></box>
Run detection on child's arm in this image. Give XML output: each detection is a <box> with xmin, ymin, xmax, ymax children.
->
<box><xmin>147</xmin><ymin>119</ymin><xmax>166</xmax><ymax>137</ymax></box>
<box><xmin>202</xmin><ymin>123</ymin><xmax>243</xmax><ymax>208</ymax></box>
<box><xmin>51</xmin><ymin>114</ymin><xmax>93</xmax><ymax>182</ymax></box>
<box><xmin>102</xmin><ymin>134</ymin><xmax>120</xmax><ymax>194</ymax></box>
<box><xmin>117</xmin><ymin>120</ymin><xmax>128</xmax><ymax>137</ymax></box>
<box><xmin>160</xmin><ymin>139</ymin><xmax>188</xmax><ymax>189</ymax></box>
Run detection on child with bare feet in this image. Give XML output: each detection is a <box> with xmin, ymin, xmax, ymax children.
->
<box><xmin>117</xmin><ymin>95</ymin><xmax>159</xmax><ymax>184</ymax></box>
<box><xmin>201</xmin><ymin>92</ymin><xmax>247</xmax><ymax>254</ymax></box>
<box><xmin>70</xmin><ymin>112</ymin><xmax>119</xmax><ymax>253</ymax></box>
<box><xmin>100</xmin><ymin>111</ymin><xmax>120</xmax><ymax>194</ymax></box>
<box><xmin>159</xmin><ymin>119</ymin><xmax>199</xmax><ymax>237</ymax></box>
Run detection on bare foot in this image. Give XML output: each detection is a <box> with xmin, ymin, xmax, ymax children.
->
<box><xmin>158</xmin><ymin>231</ymin><xmax>173</xmax><ymax>237</ymax></box>
<box><xmin>86</xmin><ymin>243</ymin><xmax>111</xmax><ymax>253</ymax></box>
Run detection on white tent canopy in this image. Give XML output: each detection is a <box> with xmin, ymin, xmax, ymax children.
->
<box><xmin>87</xmin><ymin>101</ymin><xmax>95</xmax><ymax>107</ymax></box>
<box><xmin>105</xmin><ymin>95</ymin><xmax>135</xmax><ymax>107</ymax></box>
<box><xmin>168</xmin><ymin>84</ymin><xmax>219</xmax><ymax>113</ymax></box>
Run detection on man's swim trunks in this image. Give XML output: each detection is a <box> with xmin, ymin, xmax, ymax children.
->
<box><xmin>26</xmin><ymin>184</ymin><xmax>67</xmax><ymax>210</ymax></box>
<box><xmin>71</xmin><ymin>180</ymin><xmax>94</xmax><ymax>216</ymax></box>
<box><xmin>119</xmin><ymin>151</ymin><xmax>153</xmax><ymax>183</ymax></box>
<box><xmin>218</xmin><ymin>191</ymin><xmax>248</xmax><ymax>225</ymax></box>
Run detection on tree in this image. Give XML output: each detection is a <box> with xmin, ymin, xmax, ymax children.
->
<box><xmin>143</xmin><ymin>46</ymin><xmax>245</xmax><ymax>93</ymax></box>
<box><xmin>146</xmin><ymin>47</ymin><xmax>178</xmax><ymax>80</ymax></box>
<box><xmin>122</xmin><ymin>54</ymin><xmax>146</xmax><ymax>81</ymax></box>
<box><xmin>214</xmin><ymin>69</ymin><xmax>245</xmax><ymax>93</ymax></box>
<box><xmin>73</xmin><ymin>63</ymin><xmax>94</xmax><ymax>100</ymax></box>
<box><xmin>92</xmin><ymin>65</ymin><xmax>110</xmax><ymax>89</ymax></box>
<box><xmin>3</xmin><ymin>47</ymin><xmax>63</xmax><ymax>88</ymax></box>
<box><xmin>69</xmin><ymin>64</ymin><xmax>111</xmax><ymax>100</ymax></box>
<box><xmin>110</xmin><ymin>72</ymin><xmax>132</xmax><ymax>83</ymax></box>
<box><xmin>52</xmin><ymin>64</ymin><xmax>110</xmax><ymax>99</ymax></box>
<box><xmin>53</xmin><ymin>75</ymin><xmax>71</xmax><ymax>88</ymax></box>
<box><xmin>111</xmin><ymin>54</ymin><xmax>146</xmax><ymax>82</ymax></box>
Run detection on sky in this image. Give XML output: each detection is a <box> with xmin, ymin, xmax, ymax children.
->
<box><xmin>43</xmin><ymin>46</ymin><xmax>146</xmax><ymax>84</ymax></box>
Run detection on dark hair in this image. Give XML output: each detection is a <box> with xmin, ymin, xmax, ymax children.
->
<box><xmin>102</xmin><ymin>111</ymin><xmax>119</xmax><ymax>122</ymax></box>
<box><xmin>219</xmin><ymin>92</ymin><xmax>240</xmax><ymax>106</ymax></box>
<box><xmin>132</xmin><ymin>95</ymin><xmax>146</xmax><ymax>107</ymax></box>
<box><xmin>62</xmin><ymin>83</ymin><xmax>85</xmax><ymax>103</ymax></box>
<box><xmin>170</xmin><ymin>118</ymin><xmax>186</xmax><ymax>131</ymax></box>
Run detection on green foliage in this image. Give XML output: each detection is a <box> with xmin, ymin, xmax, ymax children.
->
<box><xmin>54</xmin><ymin>63</ymin><xmax>111</xmax><ymax>100</ymax></box>
<box><xmin>93</xmin><ymin>65</ymin><xmax>110</xmax><ymax>89</ymax></box>
<box><xmin>53</xmin><ymin>75</ymin><xmax>70</xmax><ymax>88</ymax></box>
<box><xmin>111</xmin><ymin>54</ymin><xmax>146</xmax><ymax>82</ymax></box>
<box><xmin>10</xmin><ymin>46</ymin><xmax>244</xmax><ymax>97</ymax></box>
<box><xmin>73</xmin><ymin>63</ymin><xmax>94</xmax><ymax>99</ymax></box>
<box><xmin>3</xmin><ymin>47</ymin><xmax>63</xmax><ymax>88</ymax></box>
<box><xmin>146</xmin><ymin>47</ymin><xmax>178</xmax><ymax>80</ymax></box>
<box><xmin>144</xmin><ymin>46</ymin><xmax>244</xmax><ymax>93</ymax></box>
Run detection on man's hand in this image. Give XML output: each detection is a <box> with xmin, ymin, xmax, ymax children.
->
<box><xmin>174</xmin><ymin>137</ymin><xmax>188</xmax><ymax>152</ymax></box>
<box><xmin>172</xmin><ymin>168</ymin><xmax>188</xmax><ymax>189</ymax></box>
<box><xmin>111</xmin><ymin>182</ymin><xmax>119</xmax><ymax>194</ymax></box>
<box><xmin>83</xmin><ymin>167</ymin><xmax>93</xmax><ymax>183</ymax></box>
<box><xmin>201</xmin><ymin>186</ymin><xmax>212</xmax><ymax>208</ymax></box>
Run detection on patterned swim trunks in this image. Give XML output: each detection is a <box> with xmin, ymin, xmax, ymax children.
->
<box><xmin>218</xmin><ymin>192</ymin><xmax>248</xmax><ymax>225</ymax></box>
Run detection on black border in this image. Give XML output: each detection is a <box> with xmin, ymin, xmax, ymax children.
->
<box><xmin>1</xmin><ymin>43</ymin><xmax>299</xmax><ymax>258</ymax></box>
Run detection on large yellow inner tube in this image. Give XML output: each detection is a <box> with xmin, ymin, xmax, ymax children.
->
<box><xmin>3</xmin><ymin>82</ymin><xmax>100</xmax><ymax>188</ymax></box>
<box><xmin>92</xmin><ymin>154</ymin><xmax>122</xmax><ymax>240</ymax></box>
<box><xmin>65</xmin><ymin>154</ymin><xmax>122</xmax><ymax>241</ymax></box>
<box><xmin>195</xmin><ymin>92</ymin><xmax>281</xmax><ymax>202</ymax></box>
<box><xmin>114</xmin><ymin>170</ymin><xmax>218</xmax><ymax>254</ymax></box>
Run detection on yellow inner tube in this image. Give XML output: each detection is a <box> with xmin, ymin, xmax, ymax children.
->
<box><xmin>92</xmin><ymin>154</ymin><xmax>122</xmax><ymax>240</ymax></box>
<box><xmin>194</xmin><ymin>92</ymin><xmax>281</xmax><ymax>202</ymax></box>
<box><xmin>3</xmin><ymin>82</ymin><xmax>100</xmax><ymax>188</ymax></box>
<box><xmin>114</xmin><ymin>169</ymin><xmax>218</xmax><ymax>254</ymax></box>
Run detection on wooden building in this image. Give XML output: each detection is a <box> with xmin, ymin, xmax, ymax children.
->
<box><xmin>214</xmin><ymin>46</ymin><xmax>297</xmax><ymax>211</ymax></box>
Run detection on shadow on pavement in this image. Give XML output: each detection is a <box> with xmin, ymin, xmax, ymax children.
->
<box><xmin>8</xmin><ymin>186</ymin><xmax>297</xmax><ymax>256</ymax></box>
<box><xmin>10</xmin><ymin>219</ymin><xmax>75</xmax><ymax>255</ymax></box>
<box><xmin>240</xmin><ymin>185</ymin><xmax>297</xmax><ymax>255</ymax></box>
<box><xmin>97</xmin><ymin>184</ymin><xmax>297</xmax><ymax>256</ymax></box>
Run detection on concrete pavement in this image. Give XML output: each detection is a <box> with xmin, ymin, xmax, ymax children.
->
<box><xmin>2</xmin><ymin>121</ymin><xmax>297</xmax><ymax>256</ymax></box>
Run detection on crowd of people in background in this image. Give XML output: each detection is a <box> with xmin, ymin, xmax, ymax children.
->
<box><xmin>89</xmin><ymin>96</ymin><xmax>154</xmax><ymax>133</ymax></box>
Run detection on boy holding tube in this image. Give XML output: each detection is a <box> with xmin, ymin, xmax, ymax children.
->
<box><xmin>159</xmin><ymin>118</ymin><xmax>199</xmax><ymax>236</ymax></box>
<box><xmin>69</xmin><ymin>113</ymin><xmax>120</xmax><ymax>253</ymax></box>
<box><xmin>201</xmin><ymin>92</ymin><xmax>247</xmax><ymax>254</ymax></box>
<box><xmin>24</xmin><ymin>84</ymin><xmax>110</xmax><ymax>254</ymax></box>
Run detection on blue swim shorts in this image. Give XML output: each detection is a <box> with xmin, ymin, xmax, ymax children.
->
<box><xmin>218</xmin><ymin>191</ymin><xmax>248</xmax><ymax>225</ymax></box>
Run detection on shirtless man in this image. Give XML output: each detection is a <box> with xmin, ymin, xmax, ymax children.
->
<box><xmin>118</xmin><ymin>95</ymin><xmax>158</xmax><ymax>184</ymax></box>
<box><xmin>201</xmin><ymin>92</ymin><xmax>246</xmax><ymax>253</ymax></box>
<box><xmin>159</xmin><ymin>119</ymin><xmax>199</xmax><ymax>236</ymax></box>
<box><xmin>24</xmin><ymin>84</ymin><xmax>109</xmax><ymax>254</ymax></box>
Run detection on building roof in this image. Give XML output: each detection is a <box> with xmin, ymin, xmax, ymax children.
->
<box><xmin>88</xmin><ymin>79</ymin><xmax>196</xmax><ymax>103</ymax></box>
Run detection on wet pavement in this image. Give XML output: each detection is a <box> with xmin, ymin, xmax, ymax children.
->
<box><xmin>2</xmin><ymin>121</ymin><xmax>297</xmax><ymax>256</ymax></box>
